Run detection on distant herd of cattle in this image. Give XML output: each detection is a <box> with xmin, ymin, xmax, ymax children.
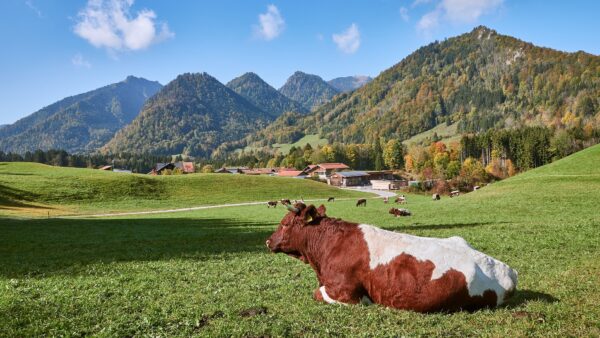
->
<box><xmin>267</xmin><ymin>190</ymin><xmax>467</xmax><ymax>218</ymax></box>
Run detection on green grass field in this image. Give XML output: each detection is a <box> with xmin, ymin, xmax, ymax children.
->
<box><xmin>403</xmin><ymin>122</ymin><xmax>460</xmax><ymax>146</ymax></box>
<box><xmin>0</xmin><ymin>162</ymin><xmax>365</xmax><ymax>216</ymax></box>
<box><xmin>1</xmin><ymin>146</ymin><xmax>600</xmax><ymax>336</ymax></box>
<box><xmin>271</xmin><ymin>134</ymin><xmax>329</xmax><ymax>154</ymax></box>
<box><xmin>238</xmin><ymin>134</ymin><xmax>329</xmax><ymax>155</ymax></box>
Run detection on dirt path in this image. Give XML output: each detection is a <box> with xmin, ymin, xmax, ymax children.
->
<box><xmin>66</xmin><ymin>188</ymin><xmax>397</xmax><ymax>218</ymax></box>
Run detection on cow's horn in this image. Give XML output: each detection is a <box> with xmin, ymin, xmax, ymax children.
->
<box><xmin>286</xmin><ymin>204</ymin><xmax>299</xmax><ymax>213</ymax></box>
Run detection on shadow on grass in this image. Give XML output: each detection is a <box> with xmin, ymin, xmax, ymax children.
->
<box><xmin>0</xmin><ymin>183</ymin><xmax>48</xmax><ymax>210</ymax></box>
<box><xmin>404</xmin><ymin>221</ymin><xmax>509</xmax><ymax>231</ymax></box>
<box><xmin>504</xmin><ymin>289</ymin><xmax>559</xmax><ymax>308</ymax></box>
<box><xmin>0</xmin><ymin>216</ymin><xmax>276</xmax><ymax>278</ymax></box>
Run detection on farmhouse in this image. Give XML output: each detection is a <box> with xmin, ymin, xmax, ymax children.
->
<box><xmin>215</xmin><ymin>167</ymin><xmax>248</xmax><ymax>174</ymax></box>
<box><xmin>174</xmin><ymin>161</ymin><xmax>195</xmax><ymax>174</ymax></box>
<box><xmin>371</xmin><ymin>179</ymin><xmax>407</xmax><ymax>190</ymax></box>
<box><xmin>241</xmin><ymin>168</ymin><xmax>278</xmax><ymax>175</ymax></box>
<box><xmin>303</xmin><ymin>163</ymin><xmax>350</xmax><ymax>179</ymax></box>
<box><xmin>153</xmin><ymin>162</ymin><xmax>176</xmax><ymax>175</ymax></box>
<box><xmin>329</xmin><ymin>171</ymin><xmax>370</xmax><ymax>187</ymax></box>
<box><xmin>277</xmin><ymin>169</ymin><xmax>308</xmax><ymax>178</ymax></box>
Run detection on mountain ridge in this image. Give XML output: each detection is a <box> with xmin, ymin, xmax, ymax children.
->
<box><xmin>0</xmin><ymin>76</ymin><xmax>162</xmax><ymax>153</ymax></box>
<box><xmin>278</xmin><ymin>71</ymin><xmax>339</xmax><ymax>110</ymax></box>
<box><xmin>102</xmin><ymin>72</ymin><xmax>275</xmax><ymax>157</ymax></box>
<box><xmin>238</xmin><ymin>25</ymin><xmax>600</xmax><ymax>150</ymax></box>
<box><xmin>226</xmin><ymin>72</ymin><xmax>308</xmax><ymax>117</ymax></box>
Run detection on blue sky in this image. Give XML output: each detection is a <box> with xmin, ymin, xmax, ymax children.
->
<box><xmin>1</xmin><ymin>0</ymin><xmax>599</xmax><ymax>125</ymax></box>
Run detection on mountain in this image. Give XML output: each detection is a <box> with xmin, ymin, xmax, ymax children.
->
<box><xmin>0</xmin><ymin>76</ymin><xmax>162</xmax><ymax>153</ymax></box>
<box><xmin>328</xmin><ymin>75</ymin><xmax>372</xmax><ymax>93</ymax></box>
<box><xmin>243</xmin><ymin>26</ymin><xmax>600</xmax><ymax>148</ymax></box>
<box><xmin>278</xmin><ymin>71</ymin><xmax>339</xmax><ymax>110</ymax></box>
<box><xmin>226</xmin><ymin>72</ymin><xmax>308</xmax><ymax>116</ymax></box>
<box><xmin>102</xmin><ymin>73</ymin><xmax>274</xmax><ymax>157</ymax></box>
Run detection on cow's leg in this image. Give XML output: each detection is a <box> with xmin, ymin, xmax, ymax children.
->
<box><xmin>314</xmin><ymin>285</ymin><xmax>363</xmax><ymax>305</ymax></box>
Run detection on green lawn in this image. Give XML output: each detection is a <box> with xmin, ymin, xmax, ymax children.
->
<box><xmin>237</xmin><ymin>134</ymin><xmax>329</xmax><ymax>155</ymax></box>
<box><xmin>403</xmin><ymin>122</ymin><xmax>460</xmax><ymax>146</ymax></box>
<box><xmin>271</xmin><ymin>134</ymin><xmax>329</xmax><ymax>155</ymax></box>
<box><xmin>1</xmin><ymin>146</ymin><xmax>600</xmax><ymax>336</ymax></box>
<box><xmin>0</xmin><ymin>162</ymin><xmax>366</xmax><ymax>216</ymax></box>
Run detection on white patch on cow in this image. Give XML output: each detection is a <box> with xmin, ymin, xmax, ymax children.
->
<box><xmin>358</xmin><ymin>224</ymin><xmax>518</xmax><ymax>305</ymax></box>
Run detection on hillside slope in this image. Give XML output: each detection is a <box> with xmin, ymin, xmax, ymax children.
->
<box><xmin>0</xmin><ymin>76</ymin><xmax>162</xmax><ymax>153</ymax></box>
<box><xmin>245</xmin><ymin>26</ymin><xmax>600</xmax><ymax>148</ymax></box>
<box><xmin>103</xmin><ymin>73</ymin><xmax>275</xmax><ymax>157</ymax></box>
<box><xmin>226</xmin><ymin>72</ymin><xmax>308</xmax><ymax>117</ymax></box>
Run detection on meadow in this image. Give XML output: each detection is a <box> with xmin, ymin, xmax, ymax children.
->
<box><xmin>1</xmin><ymin>145</ymin><xmax>600</xmax><ymax>336</ymax></box>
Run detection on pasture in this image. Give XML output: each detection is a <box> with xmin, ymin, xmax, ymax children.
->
<box><xmin>1</xmin><ymin>145</ymin><xmax>600</xmax><ymax>336</ymax></box>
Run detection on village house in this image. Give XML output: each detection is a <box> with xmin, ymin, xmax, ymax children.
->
<box><xmin>241</xmin><ymin>168</ymin><xmax>278</xmax><ymax>175</ymax></box>
<box><xmin>150</xmin><ymin>162</ymin><xmax>195</xmax><ymax>175</ymax></box>
<box><xmin>371</xmin><ymin>179</ymin><xmax>407</xmax><ymax>190</ymax></box>
<box><xmin>174</xmin><ymin>161</ymin><xmax>195</xmax><ymax>174</ymax></box>
<box><xmin>277</xmin><ymin>168</ymin><xmax>308</xmax><ymax>179</ymax></box>
<box><xmin>215</xmin><ymin>167</ymin><xmax>248</xmax><ymax>174</ymax></box>
<box><xmin>329</xmin><ymin>171</ymin><xmax>371</xmax><ymax>187</ymax></box>
<box><xmin>303</xmin><ymin>163</ymin><xmax>350</xmax><ymax>179</ymax></box>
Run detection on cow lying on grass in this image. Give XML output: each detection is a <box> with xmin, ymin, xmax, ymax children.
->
<box><xmin>266</xmin><ymin>203</ymin><xmax>518</xmax><ymax>313</ymax></box>
<box><xmin>389</xmin><ymin>207</ymin><xmax>411</xmax><ymax>217</ymax></box>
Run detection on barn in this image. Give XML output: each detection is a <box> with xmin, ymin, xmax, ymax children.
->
<box><xmin>329</xmin><ymin>171</ymin><xmax>370</xmax><ymax>187</ymax></box>
<box><xmin>371</xmin><ymin>180</ymin><xmax>407</xmax><ymax>190</ymax></box>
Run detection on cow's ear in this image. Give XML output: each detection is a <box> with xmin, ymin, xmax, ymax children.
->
<box><xmin>316</xmin><ymin>204</ymin><xmax>327</xmax><ymax>217</ymax></box>
<box><xmin>303</xmin><ymin>205</ymin><xmax>319</xmax><ymax>225</ymax></box>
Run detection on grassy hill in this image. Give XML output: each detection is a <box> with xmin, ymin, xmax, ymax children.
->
<box><xmin>1</xmin><ymin>145</ymin><xmax>599</xmax><ymax>336</ymax></box>
<box><xmin>0</xmin><ymin>162</ymin><xmax>367</xmax><ymax>216</ymax></box>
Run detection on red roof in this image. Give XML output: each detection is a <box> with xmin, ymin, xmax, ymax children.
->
<box><xmin>278</xmin><ymin>170</ymin><xmax>306</xmax><ymax>177</ymax></box>
<box><xmin>318</xmin><ymin>163</ymin><xmax>350</xmax><ymax>170</ymax></box>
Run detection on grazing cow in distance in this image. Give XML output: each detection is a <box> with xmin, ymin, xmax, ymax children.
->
<box><xmin>432</xmin><ymin>193</ymin><xmax>440</xmax><ymax>201</ymax></box>
<box><xmin>266</xmin><ymin>203</ymin><xmax>518</xmax><ymax>313</ymax></box>
<box><xmin>383</xmin><ymin>197</ymin><xmax>389</xmax><ymax>204</ymax></box>
<box><xmin>267</xmin><ymin>201</ymin><xmax>278</xmax><ymax>208</ymax></box>
<box><xmin>356</xmin><ymin>199</ymin><xmax>367</xmax><ymax>207</ymax></box>
<box><xmin>281</xmin><ymin>199</ymin><xmax>291</xmax><ymax>205</ymax></box>
<box><xmin>389</xmin><ymin>207</ymin><xmax>411</xmax><ymax>217</ymax></box>
<box><xmin>395</xmin><ymin>195</ymin><xmax>407</xmax><ymax>204</ymax></box>
<box><xmin>328</xmin><ymin>197</ymin><xmax>335</xmax><ymax>202</ymax></box>
<box><xmin>450</xmin><ymin>190</ymin><xmax>460</xmax><ymax>198</ymax></box>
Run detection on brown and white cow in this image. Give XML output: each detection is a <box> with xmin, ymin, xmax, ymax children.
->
<box><xmin>266</xmin><ymin>203</ymin><xmax>518</xmax><ymax>313</ymax></box>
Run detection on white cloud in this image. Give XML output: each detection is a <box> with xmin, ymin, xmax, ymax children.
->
<box><xmin>417</xmin><ymin>0</ymin><xmax>503</xmax><ymax>33</ymax></box>
<box><xmin>25</xmin><ymin>0</ymin><xmax>43</xmax><ymax>18</ymax></box>
<box><xmin>412</xmin><ymin>0</ymin><xmax>433</xmax><ymax>7</ymax></box>
<box><xmin>399</xmin><ymin>7</ymin><xmax>410</xmax><ymax>22</ymax></box>
<box><xmin>332</xmin><ymin>23</ymin><xmax>361</xmax><ymax>54</ymax></box>
<box><xmin>74</xmin><ymin>0</ymin><xmax>174</xmax><ymax>52</ymax></box>
<box><xmin>441</xmin><ymin>0</ymin><xmax>503</xmax><ymax>23</ymax></box>
<box><xmin>417</xmin><ymin>9</ymin><xmax>441</xmax><ymax>32</ymax></box>
<box><xmin>72</xmin><ymin>53</ymin><xmax>92</xmax><ymax>68</ymax></box>
<box><xmin>254</xmin><ymin>5</ymin><xmax>285</xmax><ymax>40</ymax></box>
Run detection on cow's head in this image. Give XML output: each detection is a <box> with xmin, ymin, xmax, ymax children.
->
<box><xmin>266</xmin><ymin>203</ymin><xmax>326</xmax><ymax>262</ymax></box>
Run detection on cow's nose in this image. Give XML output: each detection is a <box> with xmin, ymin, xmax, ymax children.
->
<box><xmin>266</xmin><ymin>239</ymin><xmax>271</xmax><ymax>247</ymax></box>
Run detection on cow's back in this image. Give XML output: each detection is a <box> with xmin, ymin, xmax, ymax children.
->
<box><xmin>358</xmin><ymin>224</ymin><xmax>517</xmax><ymax>312</ymax></box>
